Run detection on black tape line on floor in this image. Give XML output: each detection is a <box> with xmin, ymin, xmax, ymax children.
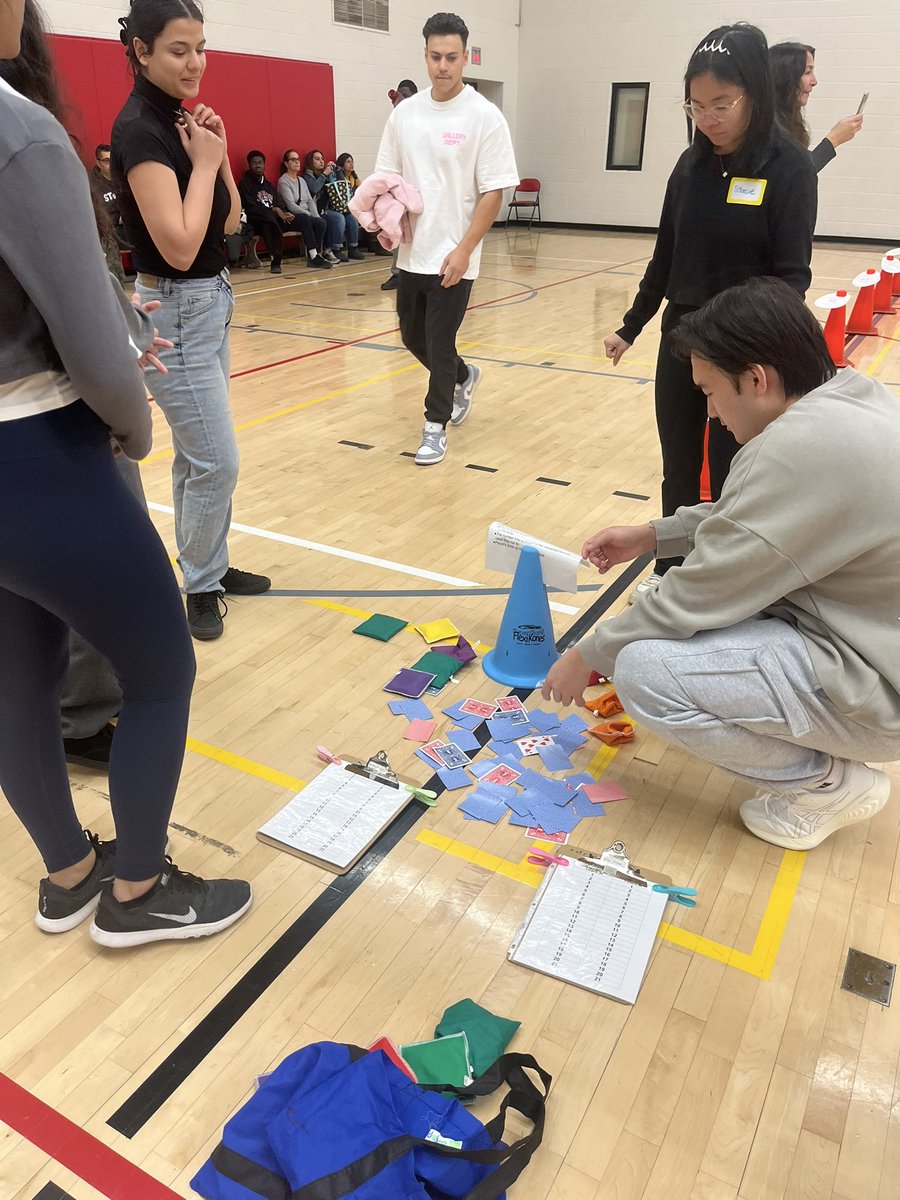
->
<box><xmin>613</xmin><ymin>490</ymin><xmax>651</xmax><ymax>501</ymax></box>
<box><xmin>32</xmin><ymin>1185</ymin><xmax>75</xmax><ymax>1200</ymax></box>
<box><xmin>106</xmin><ymin>552</ymin><xmax>651</xmax><ymax>1137</ymax></box>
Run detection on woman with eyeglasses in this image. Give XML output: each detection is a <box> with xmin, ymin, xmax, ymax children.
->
<box><xmin>770</xmin><ymin>43</ymin><xmax>864</xmax><ymax>172</ymax></box>
<box><xmin>276</xmin><ymin>149</ymin><xmax>331</xmax><ymax>269</ymax></box>
<box><xmin>603</xmin><ymin>24</ymin><xmax>816</xmax><ymax>600</ymax></box>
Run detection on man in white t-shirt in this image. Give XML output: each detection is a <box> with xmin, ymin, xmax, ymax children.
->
<box><xmin>375</xmin><ymin>12</ymin><xmax>520</xmax><ymax>465</ymax></box>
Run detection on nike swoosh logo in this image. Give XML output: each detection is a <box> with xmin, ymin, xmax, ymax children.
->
<box><xmin>147</xmin><ymin>906</ymin><xmax>197</xmax><ymax>924</ymax></box>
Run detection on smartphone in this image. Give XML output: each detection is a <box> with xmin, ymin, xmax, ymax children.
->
<box><xmin>857</xmin><ymin>92</ymin><xmax>869</xmax><ymax>115</ymax></box>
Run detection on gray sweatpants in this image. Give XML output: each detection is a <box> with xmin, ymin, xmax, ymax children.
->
<box><xmin>613</xmin><ymin>615</ymin><xmax>900</xmax><ymax>793</ymax></box>
<box><xmin>60</xmin><ymin>454</ymin><xmax>147</xmax><ymax>739</ymax></box>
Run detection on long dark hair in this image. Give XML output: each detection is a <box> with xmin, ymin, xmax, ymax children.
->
<box><xmin>336</xmin><ymin>152</ymin><xmax>359</xmax><ymax>188</ymax></box>
<box><xmin>118</xmin><ymin>0</ymin><xmax>204</xmax><ymax>77</ymax></box>
<box><xmin>0</xmin><ymin>0</ymin><xmax>112</xmax><ymax>244</ymax></box>
<box><xmin>770</xmin><ymin>42</ymin><xmax>813</xmax><ymax>148</ymax></box>
<box><xmin>303</xmin><ymin>149</ymin><xmax>323</xmax><ymax>174</ymax></box>
<box><xmin>685</xmin><ymin>23</ymin><xmax>775</xmax><ymax>176</ymax></box>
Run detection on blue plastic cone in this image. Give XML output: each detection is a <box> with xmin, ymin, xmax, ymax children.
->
<box><xmin>483</xmin><ymin>546</ymin><xmax>559</xmax><ymax>687</ymax></box>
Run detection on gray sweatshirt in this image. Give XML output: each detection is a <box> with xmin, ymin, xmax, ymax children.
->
<box><xmin>578</xmin><ymin>369</ymin><xmax>900</xmax><ymax>733</ymax></box>
<box><xmin>277</xmin><ymin>172</ymin><xmax>318</xmax><ymax>219</ymax></box>
<box><xmin>0</xmin><ymin>79</ymin><xmax>152</xmax><ymax>458</ymax></box>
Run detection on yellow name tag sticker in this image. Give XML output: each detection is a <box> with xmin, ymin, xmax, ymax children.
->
<box><xmin>727</xmin><ymin>177</ymin><xmax>768</xmax><ymax>205</ymax></box>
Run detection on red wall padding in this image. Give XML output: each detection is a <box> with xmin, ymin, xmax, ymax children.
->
<box><xmin>47</xmin><ymin>34</ymin><xmax>335</xmax><ymax>180</ymax></box>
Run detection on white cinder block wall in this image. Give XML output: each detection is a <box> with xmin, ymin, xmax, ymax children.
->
<box><xmin>516</xmin><ymin>0</ymin><xmax>900</xmax><ymax>239</ymax></box>
<box><xmin>39</xmin><ymin>0</ymin><xmax>520</xmax><ymax>176</ymax></box>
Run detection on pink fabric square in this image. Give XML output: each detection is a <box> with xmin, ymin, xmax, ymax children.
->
<box><xmin>404</xmin><ymin>718</ymin><xmax>436</xmax><ymax>743</ymax></box>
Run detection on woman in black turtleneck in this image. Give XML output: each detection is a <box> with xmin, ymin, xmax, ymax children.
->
<box><xmin>112</xmin><ymin>0</ymin><xmax>271</xmax><ymax>642</ymax></box>
<box><xmin>603</xmin><ymin>24</ymin><xmax>817</xmax><ymax>599</ymax></box>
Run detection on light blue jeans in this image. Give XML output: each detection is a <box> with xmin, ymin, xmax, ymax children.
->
<box><xmin>139</xmin><ymin>271</ymin><xmax>238</xmax><ymax>594</ymax></box>
<box><xmin>614</xmin><ymin>615</ymin><xmax>900</xmax><ymax>792</ymax></box>
<box><xmin>343</xmin><ymin>210</ymin><xmax>360</xmax><ymax>247</ymax></box>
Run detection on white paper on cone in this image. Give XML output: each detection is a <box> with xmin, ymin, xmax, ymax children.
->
<box><xmin>485</xmin><ymin>522</ymin><xmax>583</xmax><ymax>593</ymax></box>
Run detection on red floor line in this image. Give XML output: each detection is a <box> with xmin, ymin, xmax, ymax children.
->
<box><xmin>229</xmin><ymin>253</ymin><xmax>650</xmax><ymax>380</ymax></box>
<box><xmin>0</xmin><ymin>1072</ymin><xmax>182</xmax><ymax>1200</ymax></box>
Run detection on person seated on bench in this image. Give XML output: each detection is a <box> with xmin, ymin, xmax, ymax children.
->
<box><xmin>326</xmin><ymin>153</ymin><xmax>365</xmax><ymax>260</ymax></box>
<box><xmin>303</xmin><ymin>149</ymin><xmax>351</xmax><ymax>264</ymax></box>
<box><xmin>237</xmin><ymin>150</ymin><xmax>299</xmax><ymax>275</ymax></box>
<box><xmin>277</xmin><ymin>149</ymin><xmax>332</xmax><ymax>270</ymax></box>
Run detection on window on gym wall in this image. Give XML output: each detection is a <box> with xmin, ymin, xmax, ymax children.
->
<box><xmin>607</xmin><ymin>83</ymin><xmax>650</xmax><ymax>171</ymax></box>
<box><xmin>333</xmin><ymin>0</ymin><xmax>389</xmax><ymax>32</ymax></box>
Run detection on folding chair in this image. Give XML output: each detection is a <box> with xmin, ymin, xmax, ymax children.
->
<box><xmin>505</xmin><ymin>178</ymin><xmax>542</xmax><ymax>229</ymax></box>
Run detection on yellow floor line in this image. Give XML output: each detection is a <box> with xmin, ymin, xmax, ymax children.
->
<box><xmin>185</xmin><ymin>736</ymin><xmax>306</xmax><ymax>792</ymax></box>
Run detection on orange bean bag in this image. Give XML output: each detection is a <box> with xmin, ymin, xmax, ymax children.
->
<box><xmin>588</xmin><ymin>719</ymin><xmax>635</xmax><ymax>745</ymax></box>
<box><xmin>583</xmin><ymin>688</ymin><xmax>624</xmax><ymax>718</ymax></box>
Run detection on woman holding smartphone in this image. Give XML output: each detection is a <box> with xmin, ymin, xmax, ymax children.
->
<box><xmin>770</xmin><ymin>43</ymin><xmax>864</xmax><ymax>172</ymax></box>
<box><xmin>112</xmin><ymin>0</ymin><xmax>271</xmax><ymax>642</ymax></box>
<box><xmin>603</xmin><ymin>24</ymin><xmax>817</xmax><ymax>600</ymax></box>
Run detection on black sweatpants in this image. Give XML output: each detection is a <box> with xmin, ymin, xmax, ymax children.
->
<box><xmin>0</xmin><ymin>402</ymin><xmax>196</xmax><ymax>880</ymax></box>
<box><xmin>654</xmin><ymin>303</ymin><xmax>741</xmax><ymax>573</ymax></box>
<box><xmin>286</xmin><ymin>211</ymin><xmax>326</xmax><ymax>256</ymax></box>
<box><xmin>249</xmin><ymin>211</ymin><xmax>285</xmax><ymax>266</ymax></box>
<box><xmin>396</xmin><ymin>271</ymin><xmax>473</xmax><ymax>425</ymax></box>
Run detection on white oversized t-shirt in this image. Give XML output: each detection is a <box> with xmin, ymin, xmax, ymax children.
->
<box><xmin>375</xmin><ymin>85</ymin><xmax>519</xmax><ymax>280</ymax></box>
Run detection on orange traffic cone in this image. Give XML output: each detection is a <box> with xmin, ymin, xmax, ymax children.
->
<box><xmin>874</xmin><ymin>255</ymin><xmax>900</xmax><ymax>315</ymax></box>
<box><xmin>846</xmin><ymin>269</ymin><xmax>879</xmax><ymax>336</ymax></box>
<box><xmin>815</xmin><ymin>291</ymin><xmax>853</xmax><ymax>368</ymax></box>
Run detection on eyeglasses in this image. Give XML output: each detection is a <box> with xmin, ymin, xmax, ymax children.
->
<box><xmin>682</xmin><ymin>94</ymin><xmax>744</xmax><ymax>122</ymax></box>
<box><xmin>286</xmin><ymin>156</ymin><xmax>300</xmax><ymax>163</ymax></box>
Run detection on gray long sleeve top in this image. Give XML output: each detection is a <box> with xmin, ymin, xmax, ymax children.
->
<box><xmin>277</xmin><ymin>172</ymin><xmax>319</xmax><ymax>219</ymax></box>
<box><xmin>577</xmin><ymin>370</ymin><xmax>900</xmax><ymax>734</ymax></box>
<box><xmin>0</xmin><ymin>79</ymin><xmax>152</xmax><ymax>458</ymax></box>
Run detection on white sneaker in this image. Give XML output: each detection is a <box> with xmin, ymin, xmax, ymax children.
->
<box><xmin>450</xmin><ymin>364</ymin><xmax>481</xmax><ymax>426</ymax></box>
<box><xmin>414</xmin><ymin>421</ymin><xmax>447</xmax><ymax>465</ymax></box>
<box><xmin>739</xmin><ymin>760</ymin><xmax>891</xmax><ymax>850</ymax></box>
<box><xmin>628</xmin><ymin>571</ymin><xmax>662</xmax><ymax>605</ymax></box>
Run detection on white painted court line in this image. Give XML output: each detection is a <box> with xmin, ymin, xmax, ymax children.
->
<box><xmin>231</xmin><ymin>266</ymin><xmax>388</xmax><ymax>299</ymax></box>
<box><xmin>146</xmin><ymin>502</ymin><xmax>580</xmax><ymax>615</ymax></box>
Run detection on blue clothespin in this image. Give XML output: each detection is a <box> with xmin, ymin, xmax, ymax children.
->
<box><xmin>652</xmin><ymin>883</ymin><xmax>698</xmax><ymax>908</ymax></box>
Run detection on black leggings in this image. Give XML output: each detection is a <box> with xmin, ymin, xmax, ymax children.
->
<box><xmin>654</xmin><ymin>304</ymin><xmax>740</xmax><ymax>572</ymax></box>
<box><xmin>0</xmin><ymin>402</ymin><xmax>196</xmax><ymax>880</ymax></box>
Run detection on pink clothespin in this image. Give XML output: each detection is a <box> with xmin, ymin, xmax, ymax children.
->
<box><xmin>316</xmin><ymin>745</ymin><xmax>343</xmax><ymax>765</ymax></box>
<box><xmin>527</xmin><ymin>847</ymin><xmax>570</xmax><ymax>868</ymax></box>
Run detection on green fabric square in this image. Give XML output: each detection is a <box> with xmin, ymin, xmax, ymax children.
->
<box><xmin>352</xmin><ymin>614</ymin><xmax>408</xmax><ymax>642</ymax></box>
<box><xmin>434</xmin><ymin>998</ymin><xmax>520</xmax><ymax>1078</ymax></box>
<box><xmin>411</xmin><ymin>651</ymin><xmax>458</xmax><ymax>687</ymax></box>
<box><xmin>399</xmin><ymin>1032</ymin><xmax>473</xmax><ymax>1086</ymax></box>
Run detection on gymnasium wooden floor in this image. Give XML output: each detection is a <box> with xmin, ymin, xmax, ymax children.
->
<box><xmin>2</xmin><ymin>229</ymin><xmax>899</xmax><ymax>1200</ymax></box>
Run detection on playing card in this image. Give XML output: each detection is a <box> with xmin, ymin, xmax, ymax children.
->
<box><xmin>404</xmin><ymin>718</ymin><xmax>436</xmax><ymax>743</ymax></box>
<box><xmin>525</xmin><ymin>827</ymin><xmax>569</xmax><ymax>844</ymax></box>
<box><xmin>495</xmin><ymin>696</ymin><xmax>525</xmax><ymax>712</ymax></box>
<box><xmin>436</xmin><ymin>742</ymin><xmax>470</xmax><ymax>769</ymax></box>
<box><xmin>494</xmin><ymin>708</ymin><xmax>529</xmax><ymax>726</ymax></box>
<box><xmin>460</xmin><ymin>699</ymin><xmax>497</xmax><ymax>718</ymax></box>
<box><xmin>516</xmin><ymin>734</ymin><xmax>555</xmax><ymax>756</ymax></box>
<box><xmin>482</xmin><ymin>763</ymin><xmax>522</xmax><ymax>785</ymax></box>
<box><xmin>421</xmin><ymin>740</ymin><xmax>447</xmax><ymax>764</ymax></box>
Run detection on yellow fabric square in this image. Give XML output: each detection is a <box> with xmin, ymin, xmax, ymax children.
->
<box><xmin>413</xmin><ymin>618</ymin><xmax>461</xmax><ymax>644</ymax></box>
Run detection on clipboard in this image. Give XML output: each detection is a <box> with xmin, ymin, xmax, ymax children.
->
<box><xmin>256</xmin><ymin>751</ymin><xmax>417</xmax><ymax>875</ymax></box>
<box><xmin>508</xmin><ymin>841</ymin><xmax>670</xmax><ymax>1004</ymax></box>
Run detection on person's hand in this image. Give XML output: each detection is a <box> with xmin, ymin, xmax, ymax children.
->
<box><xmin>542</xmin><ymin>648</ymin><xmax>593</xmax><ymax>708</ymax></box>
<box><xmin>175</xmin><ymin>109</ymin><xmax>224</xmax><ymax>171</ymax></box>
<box><xmin>324</xmin><ymin>160</ymin><xmax>337</xmax><ymax>176</ymax></box>
<box><xmin>581</xmin><ymin>524</ymin><xmax>657</xmax><ymax>573</ymax></box>
<box><xmin>439</xmin><ymin>244</ymin><xmax>471</xmax><ymax>287</ymax></box>
<box><xmin>191</xmin><ymin>102</ymin><xmax>229</xmax><ymax>154</ymax></box>
<box><xmin>131</xmin><ymin>292</ymin><xmax>173</xmax><ymax>375</ymax></box>
<box><xmin>827</xmin><ymin>113</ymin><xmax>864</xmax><ymax>148</ymax></box>
<box><xmin>603</xmin><ymin>332</ymin><xmax>632</xmax><ymax>366</ymax></box>
<box><xmin>276</xmin><ymin>208</ymin><xmax>294</xmax><ymax>222</ymax></box>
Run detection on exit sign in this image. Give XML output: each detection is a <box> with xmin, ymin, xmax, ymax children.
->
<box><xmin>471</xmin><ymin>46</ymin><xmax>482</xmax><ymax>65</ymax></box>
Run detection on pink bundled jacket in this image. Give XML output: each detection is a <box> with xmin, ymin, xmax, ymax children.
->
<box><xmin>348</xmin><ymin>172</ymin><xmax>424</xmax><ymax>251</ymax></box>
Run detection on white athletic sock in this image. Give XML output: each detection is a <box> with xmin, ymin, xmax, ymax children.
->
<box><xmin>812</xmin><ymin>757</ymin><xmax>845</xmax><ymax>793</ymax></box>
<box><xmin>309</xmin><ymin>249</ymin><xmax>318</xmax><ymax>259</ymax></box>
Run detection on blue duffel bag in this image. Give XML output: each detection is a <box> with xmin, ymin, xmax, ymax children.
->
<box><xmin>192</xmin><ymin>1040</ymin><xmax>550</xmax><ymax>1200</ymax></box>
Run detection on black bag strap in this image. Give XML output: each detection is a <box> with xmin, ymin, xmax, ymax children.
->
<box><xmin>288</xmin><ymin>1052</ymin><xmax>551</xmax><ymax>1200</ymax></box>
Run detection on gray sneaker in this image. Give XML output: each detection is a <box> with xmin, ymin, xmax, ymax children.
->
<box><xmin>414</xmin><ymin>421</ymin><xmax>447</xmax><ymax>465</ymax></box>
<box><xmin>450</xmin><ymin>363</ymin><xmax>481</xmax><ymax>426</ymax></box>
<box><xmin>324</xmin><ymin>248</ymin><xmax>341</xmax><ymax>265</ymax></box>
<box><xmin>89</xmin><ymin>859</ymin><xmax>252</xmax><ymax>948</ymax></box>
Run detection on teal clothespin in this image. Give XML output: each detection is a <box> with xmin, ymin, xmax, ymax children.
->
<box><xmin>652</xmin><ymin>883</ymin><xmax>698</xmax><ymax>908</ymax></box>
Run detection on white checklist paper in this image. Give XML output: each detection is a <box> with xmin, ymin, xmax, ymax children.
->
<box><xmin>508</xmin><ymin>860</ymin><xmax>667</xmax><ymax>1003</ymax></box>
<box><xmin>485</xmin><ymin>522</ymin><xmax>584</xmax><ymax>593</ymax></box>
<box><xmin>257</xmin><ymin>762</ymin><xmax>408</xmax><ymax>874</ymax></box>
